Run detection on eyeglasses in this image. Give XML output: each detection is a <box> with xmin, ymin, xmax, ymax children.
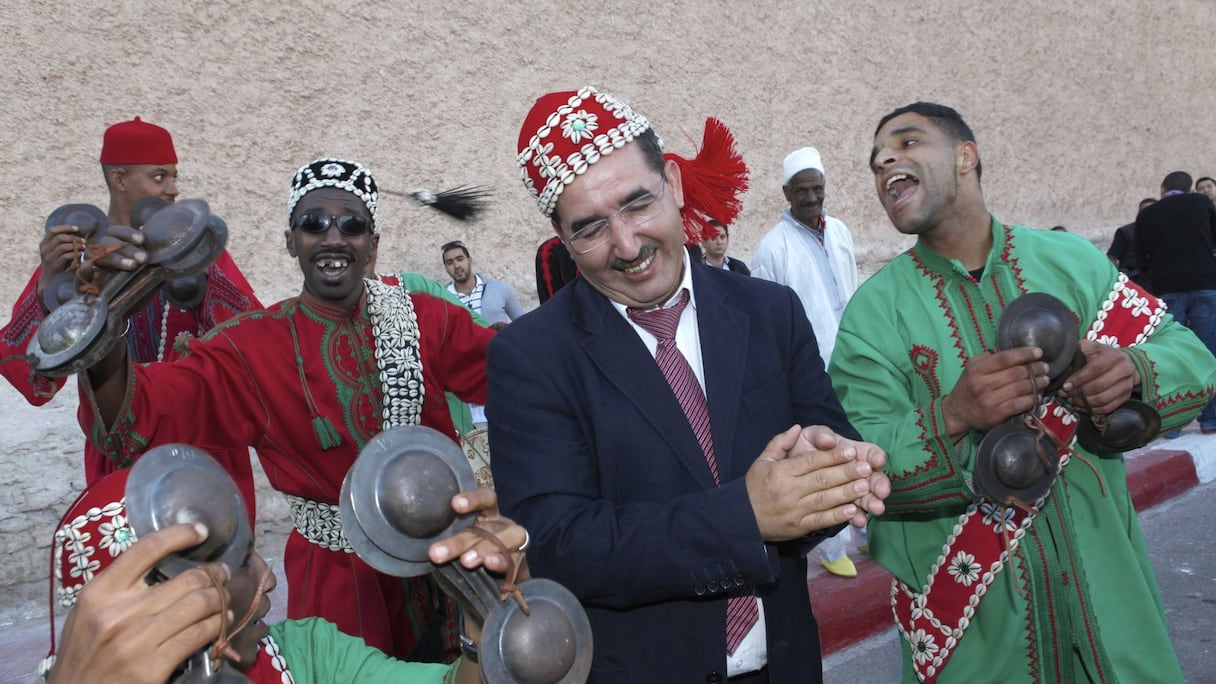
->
<box><xmin>292</xmin><ymin>213</ymin><xmax>373</xmax><ymax>236</ymax></box>
<box><xmin>566</xmin><ymin>179</ymin><xmax>668</xmax><ymax>254</ymax></box>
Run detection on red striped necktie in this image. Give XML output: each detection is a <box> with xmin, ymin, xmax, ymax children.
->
<box><xmin>627</xmin><ymin>289</ymin><xmax>759</xmax><ymax>654</ymax></box>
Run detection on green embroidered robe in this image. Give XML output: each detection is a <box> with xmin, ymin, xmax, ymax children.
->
<box><xmin>830</xmin><ymin>219</ymin><xmax>1215</xmax><ymax>683</ymax></box>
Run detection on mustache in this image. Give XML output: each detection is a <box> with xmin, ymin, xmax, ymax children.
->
<box><xmin>609</xmin><ymin>245</ymin><xmax>657</xmax><ymax>271</ymax></box>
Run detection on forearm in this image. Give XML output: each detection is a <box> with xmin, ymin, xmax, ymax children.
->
<box><xmin>831</xmin><ymin>334</ymin><xmax>974</xmax><ymax>514</ymax></box>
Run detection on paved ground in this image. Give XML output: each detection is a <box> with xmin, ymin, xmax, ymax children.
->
<box><xmin>824</xmin><ymin>478</ymin><xmax>1216</xmax><ymax>683</ymax></box>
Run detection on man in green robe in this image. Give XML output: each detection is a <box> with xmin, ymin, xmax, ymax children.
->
<box><xmin>829</xmin><ymin>102</ymin><xmax>1216</xmax><ymax>683</ymax></box>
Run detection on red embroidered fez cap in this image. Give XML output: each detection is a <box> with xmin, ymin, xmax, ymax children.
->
<box><xmin>99</xmin><ymin>116</ymin><xmax>178</xmax><ymax>165</ymax></box>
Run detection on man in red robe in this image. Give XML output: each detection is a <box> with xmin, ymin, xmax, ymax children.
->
<box><xmin>81</xmin><ymin>157</ymin><xmax>494</xmax><ymax>663</ymax></box>
<box><xmin>0</xmin><ymin>117</ymin><xmax>261</xmax><ymax>512</ymax></box>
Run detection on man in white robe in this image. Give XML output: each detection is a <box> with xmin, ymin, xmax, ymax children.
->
<box><xmin>752</xmin><ymin>146</ymin><xmax>863</xmax><ymax>576</ymax></box>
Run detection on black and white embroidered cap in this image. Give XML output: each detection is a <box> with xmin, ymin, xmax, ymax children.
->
<box><xmin>287</xmin><ymin>158</ymin><xmax>380</xmax><ymax>230</ymax></box>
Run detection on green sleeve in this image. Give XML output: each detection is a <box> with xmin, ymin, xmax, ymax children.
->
<box><xmin>268</xmin><ymin>618</ymin><xmax>460</xmax><ymax>684</ymax></box>
<box><xmin>830</xmin><ymin>321</ymin><xmax>976</xmax><ymax>515</ymax></box>
<box><xmin>1122</xmin><ymin>306</ymin><xmax>1216</xmax><ymax>432</ymax></box>
<box><xmin>395</xmin><ymin>272</ymin><xmax>490</xmax><ymax>327</ymax></box>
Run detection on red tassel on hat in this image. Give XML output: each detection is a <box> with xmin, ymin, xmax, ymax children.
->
<box><xmin>664</xmin><ymin>117</ymin><xmax>749</xmax><ymax>244</ymax></box>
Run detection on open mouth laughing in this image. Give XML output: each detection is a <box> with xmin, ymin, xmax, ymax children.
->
<box><xmin>313</xmin><ymin>252</ymin><xmax>352</xmax><ymax>280</ymax></box>
<box><xmin>613</xmin><ymin>245</ymin><xmax>657</xmax><ymax>275</ymax></box>
<box><xmin>884</xmin><ymin>172</ymin><xmax>920</xmax><ymax>208</ymax></box>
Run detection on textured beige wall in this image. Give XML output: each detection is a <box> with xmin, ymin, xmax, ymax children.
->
<box><xmin>1</xmin><ymin>0</ymin><xmax>1214</xmax><ymax>643</ymax></box>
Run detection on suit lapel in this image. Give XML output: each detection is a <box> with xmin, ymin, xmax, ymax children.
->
<box><xmin>573</xmin><ymin>279</ymin><xmax>719</xmax><ymax>490</ymax></box>
<box><xmin>693</xmin><ymin>266</ymin><xmax>749</xmax><ymax>482</ymax></box>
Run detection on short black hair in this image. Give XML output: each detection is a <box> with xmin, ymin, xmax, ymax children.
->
<box><xmin>1196</xmin><ymin>176</ymin><xmax>1216</xmax><ymax>188</ymax></box>
<box><xmin>1162</xmin><ymin>171</ymin><xmax>1193</xmax><ymax>193</ymax></box>
<box><xmin>440</xmin><ymin>240</ymin><xmax>469</xmax><ymax>259</ymax></box>
<box><xmin>707</xmin><ymin>218</ymin><xmax>729</xmax><ymax>236</ymax></box>
<box><xmin>874</xmin><ymin>102</ymin><xmax>982</xmax><ymax>180</ymax></box>
<box><xmin>101</xmin><ymin>163</ymin><xmax>127</xmax><ymax>191</ymax></box>
<box><xmin>551</xmin><ymin>128</ymin><xmax>666</xmax><ymax>228</ymax></box>
<box><xmin>1138</xmin><ymin>197</ymin><xmax>1157</xmax><ymax>212</ymax></box>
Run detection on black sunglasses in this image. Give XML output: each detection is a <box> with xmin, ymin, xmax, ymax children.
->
<box><xmin>292</xmin><ymin>213</ymin><xmax>373</xmax><ymax>236</ymax></box>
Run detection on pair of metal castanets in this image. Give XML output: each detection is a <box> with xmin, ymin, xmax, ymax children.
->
<box><xmin>973</xmin><ymin>293</ymin><xmax>1160</xmax><ymax>508</ymax></box>
<box><xmin>27</xmin><ymin>197</ymin><xmax>227</xmax><ymax>377</ymax></box>
<box><xmin>125</xmin><ymin>426</ymin><xmax>591</xmax><ymax>683</ymax></box>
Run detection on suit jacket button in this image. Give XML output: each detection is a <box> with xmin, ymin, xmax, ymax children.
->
<box><xmin>735</xmin><ymin>575</ymin><xmax>746</xmax><ymax>587</ymax></box>
<box><xmin>708</xmin><ymin>580</ymin><xmax>720</xmax><ymax>592</ymax></box>
<box><xmin>695</xmin><ymin>585</ymin><xmax>707</xmax><ymax>596</ymax></box>
<box><xmin>706</xmin><ymin>671</ymin><xmax>723</xmax><ymax>683</ymax></box>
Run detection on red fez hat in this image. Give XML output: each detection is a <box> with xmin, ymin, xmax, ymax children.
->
<box><xmin>516</xmin><ymin>86</ymin><xmax>749</xmax><ymax>244</ymax></box>
<box><xmin>99</xmin><ymin>116</ymin><xmax>178</xmax><ymax>165</ymax></box>
<box><xmin>42</xmin><ymin>468</ymin><xmax>135</xmax><ymax>676</ymax></box>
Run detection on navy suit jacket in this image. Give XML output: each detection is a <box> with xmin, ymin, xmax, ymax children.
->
<box><xmin>487</xmin><ymin>262</ymin><xmax>859</xmax><ymax>683</ymax></box>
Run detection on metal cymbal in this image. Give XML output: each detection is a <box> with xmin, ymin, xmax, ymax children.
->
<box><xmin>480</xmin><ymin>578</ymin><xmax>594</xmax><ymax>684</ymax></box>
<box><xmin>41</xmin><ymin>204</ymin><xmax>109</xmax><ymax>312</ymax></box>
<box><xmin>141</xmin><ymin>199</ymin><xmax>212</xmax><ymax>269</ymax></box>
<box><xmin>996</xmin><ymin>292</ymin><xmax>1080</xmax><ymax>386</ymax></box>
<box><xmin>342</xmin><ymin>425</ymin><xmax>478</xmax><ymax>577</ymax></box>
<box><xmin>1075</xmin><ymin>399</ymin><xmax>1162</xmax><ymax>455</ymax></box>
<box><xmin>131</xmin><ymin>196</ymin><xmax>170</xmax><ymax>230</ymax></box>
<box><xmin>124</xmin><ymin>444</ymin><xmax>251</xmax><ymax>580</ymax></box>
<box><xmin>45</xmin><ymin>203</ymin><xmax>108</xmax><ymax>238</ymax></box>
<box><xmin>26</xmin><ymin>298</ymin><xmax>108</xmax><ymax>375</ymax></box>
<box><xmin>973</xmin><ymin>420</ymin><xmax>1059</xmax><ymax>505</ymax></box>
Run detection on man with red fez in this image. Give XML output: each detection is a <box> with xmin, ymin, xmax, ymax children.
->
<box><xmin>41</xmin><ymin>467</ymin><xmax>528</xmax><ymax>683</ymax></box>
<box><xmin>487</xmin><ymin>86</ymin><xmax>891</xmax><ymax>682</ymax></box>
<box><xmin>0</xmin><ymin>117</ymin><xmax>262</xmax><ymax>515</ymax></box>
<box><xmin>79</xmin><ymin>157</ymin><xmax>494</xmax><ymax>663</ymax></box>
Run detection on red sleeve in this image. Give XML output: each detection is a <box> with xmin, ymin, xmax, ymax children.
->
<box><xmin>411</xmin><ymin>293</ymin><xmax>492</xmax><ymax>406</ymax></box>
<box><xmin>0</xmin><ymin>267</ymin><xmax>66</xmax><ymax>405</ymax></box>
<box><xmin>79</xmin><ymin>324</ymin><xmax>272</xmax><ymax>462</ymax></box>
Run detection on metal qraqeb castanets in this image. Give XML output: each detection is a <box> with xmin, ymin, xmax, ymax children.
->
<box><xmin>25</xmin><ymin>197</ymin><xmax>228</xmax><ymax>376</ymax></box>
<box><xmin>124</xmin><ymin>444</ymin><xmax>256</xmax><ymax>683</ymax></box>
<box><xmin>973</xmin><ymin>292</ymin><xmax>1162</xmax><ymax>510</ymax></box>
<box><xmin>341</xmin><ymin>425</ymin><xmax>593</xmax><ymax>684</ymax></box>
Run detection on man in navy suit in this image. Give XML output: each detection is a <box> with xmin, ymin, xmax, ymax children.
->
<box><xmin>488</xmin><ymin>86</ymin><xmax>890</xmax><ymax>683</ymax></box>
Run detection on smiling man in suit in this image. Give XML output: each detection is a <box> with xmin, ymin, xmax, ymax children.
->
<box><xmin>487</xmin><ymin>86</ymin><xmax>890</xmax><ymax>683</ymax></box>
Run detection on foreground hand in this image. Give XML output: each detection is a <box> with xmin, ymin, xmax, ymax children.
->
<box><xmin>37</xmin><ymin>225</ymin><xmax>86</xmax><ymax>302</ymax></box>
<box><xmin>74</xmin><ymin>225</ymin><xmax>147</xmax><ymax>288</ymax></box>
<box><xmin>747</xmin><ymin>425</ymin><xmax>891</xmax><ymax>542</ymax></box>
<box><xmin>942</xmin><ymin>347</ymin><xmax>1050</xmax><ymax>439</ymax></box>
<box><xmin>1062</xmin><ymin>339</ymin><xmax>1140</xmax><ymax>415</ymax></box>
<box><xmin>49</xmin><ymin>524</ymin><xmax>228</xmax><ymax>684</ymax></box>
<box><xmin>428</xmin><ymin>488</ymin><xmax>530</xmax><ymax>579</ymax></box>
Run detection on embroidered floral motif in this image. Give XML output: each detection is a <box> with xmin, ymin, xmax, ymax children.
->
<box><xmin>561</xmin><ymin>110</ymin><xmax>599</xmax><ymax>143</ymax></box>
<box><xmin>946</xmin><ymin>551</ymin><xmax>981</xmax><ymax>586</ymax></box>
<box><xmin>54</xmin><ymin>498</ymin><xmax>133</xmax><ymax>607</ymax></box>
<box><xmin>909</xmin><ymin>628</ymin><xmax>940</xmax><ymax>665</ymax></box>
<box><xmin>516</xmin><ymin>86</ymin><xmax>651</xmax><ymax>216</ymax></box>
<box><xmin>98</xmin><ymin>514</ymin><xmax>136</xmax><ymax>556</ymax></box>
<box><xmin>320</xmin><ymin>162</ymin><xmax>345</xmax><ymax>177</ymax></box>
<box><xmin>980</xmin><ymin>501</ymin><xmax>1017</xmax><ymax>533</ymax></box>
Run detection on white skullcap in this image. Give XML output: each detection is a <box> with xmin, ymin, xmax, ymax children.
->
<box><xmin>783</xmin><ymin>147</ymin><xmax>825</xmax><ymax>184</ymax></box>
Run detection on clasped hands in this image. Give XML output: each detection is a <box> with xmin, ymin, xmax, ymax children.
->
<box><xmin>940</xmin><ymin>341</ymin><xmax>1141</xmax><ymax>441</ymax></box>
<box><xmin>747</xmin><ymin>425</ymin><xmax>890</xmax><ymax>542</ymax></box>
